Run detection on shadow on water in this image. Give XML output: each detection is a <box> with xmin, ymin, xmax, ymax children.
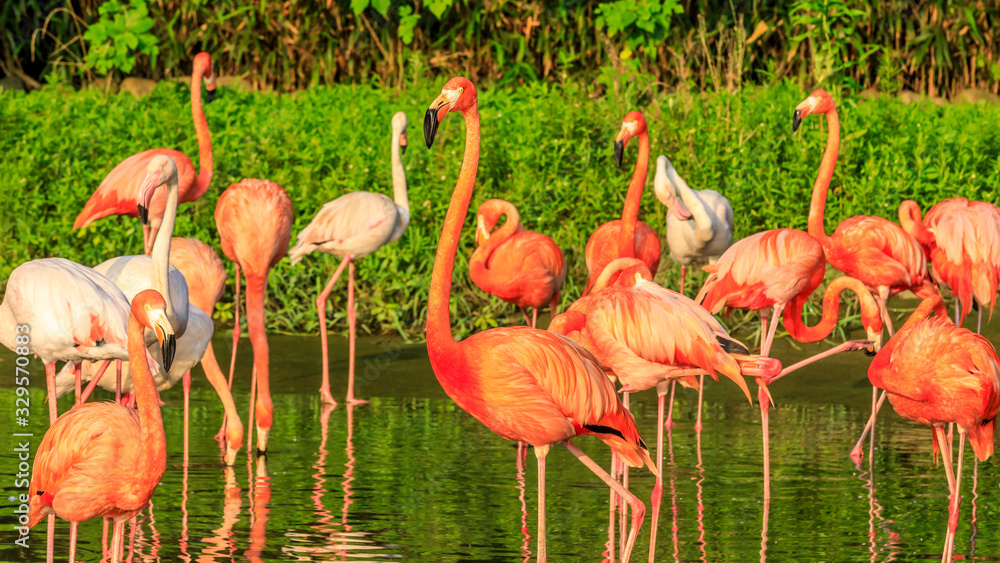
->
<box><xmin>0</xmin><ymin>311</ymin><xmax>998</xmax><ymax>561</ymax></box>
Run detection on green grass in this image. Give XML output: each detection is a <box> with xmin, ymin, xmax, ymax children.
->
<box><xmin>2</xmin><ymin>79</ymin><xmax>998</xmax><ymax>340</ymax></box>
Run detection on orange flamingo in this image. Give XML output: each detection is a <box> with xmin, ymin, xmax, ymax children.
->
<box><xmin>423</xmin><ymin>77</ymin><xmax>655</xmax><ymax>562</ymax></box>
<box><xmin>550</xmin><ymin>257</ymin><xmax>778</xmax><ymax>560</ymax></box>
<box><xmin>583</xmin><ymin>111</ymin><xmax>661</xmax><ymax>295</ymax></box>
<box><xmin>793</xmin><ymin>89</ymin><xmax>939</xmax><ymax>460</ymax></box>
<box><xmin>288</xmin><ymin>112</ymin><xmax>408</xmax><ymax>406</ymax></box>
<box><xmin>868</xmin><ymin>293</ymin><xmax>997</xmax><ymax>563</ymax></box>
<box><xmin>215</xmin><ymin>179</ymin><xmax>294</xmax><ymax>453</ymax></box>
<box><xmin>470</xmin><ymin>198</ymin><xmax>567</xmax><ymax>328</ymax></box>
<box><xmin>74</xmin><ymin>53</ymin><xmax>216</xmax><ymax>255</ymax></box>
<box><xmin>26</xmin><ymin>289</ymin><xmax>175</xmax><ymax>563</ymax></box>
<box><xmin>899</xmin><ymin>198</ymin><xmax>1000</xmax><ymax>330</ymax></box>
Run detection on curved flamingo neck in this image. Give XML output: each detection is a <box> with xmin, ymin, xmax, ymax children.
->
<box><xmin>427</xmin><ymin>104</ymin><xmax>481</xmax><ymax>354</ymax></box>
<box><xmin>188</xmin><ymin>65</ymin><xmax>213</xmax><ymax>200</ymax></box>
<box><xmin>151</xmin><ymin>175</ymin><xmax>179</xmax><ymax>326</ymax></box>
<box><xmin>783</xmin><ymin>276</ymin><xmax>881</xmax><ymax>342</ymax></box>
<box><xmin>618</xmin><ymin>130</ymin><xmax>650</xmax><ymax>258</ymax></box>
<box><xmin>473</xmin><ymin>203</ymin><xmax>519</xmax><ymax>267</ymax></box>
<box><xmin>806</xmin><ymin>106</ymin><xmax>839</xmax><ymax>250</ymax></box>
<box><xmin>900</xmin><ymin>294</ymin><xmax>946</xmax><ymax>332</ymax></box>
<box><xmin>128</xmin><ymin>314</ymin><xmax>166</xmax><ymax>477</ymax></box>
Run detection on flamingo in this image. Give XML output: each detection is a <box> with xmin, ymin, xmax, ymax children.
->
<box><xmin>423</xmin><ymin>77</ymin><xmax>655</xmax><ymax>562</ymax></box>
<box><xmin>868</xmin><ymin>293</ymin><xmax>997</xmax><ymax>563</ymax></box>
<box><xmin>549</xmin><ymin>257</ymin><xmax>778</xmax><ymax>561</ymax></box>
<box><xmin>288</xmin><ymin>111</ymin><xmax>408</xmax><ymax>406</ymax></box>
<box><xmin>583</xmin><ymin>111</ymin><xmax>661</xmax><ymax>295</ymax></box>
<box><xmin>25</xmin><ymin>289</ymin><xmax>176</xmax><ymax>563</ymax></box>
<box><xmin>74</xmin><ymin>52</ymin><xmax>216</xmax><ymax>255</ymax></box>
<box><xmin>653</xmin><ymin>155</ymin><xmax>733</xmax><ymax>296</ymax></box>
<box><xmin>899</xmin><ymin>198</ymin><xmax>1000</xmax><ymax>330</ymax></box>
<box><xmin>216</xmin><ymin>178</ymin><xmax>294</xmax><ymax>453</ymax></box>
<box><xmin>470</xmin><ymin>198</ymin><xmax>567</xmax><ymax>328</ymax></box>
<box><xmin>793</xmin><ymin>89</ymin><xmax>939</xmax><ymax>459</ymax></box>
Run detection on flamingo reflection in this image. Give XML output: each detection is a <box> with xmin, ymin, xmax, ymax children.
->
<box><xmin>246</xmin><ymin>457</ymin><xmax>271</xmax><ymax>562</ymax></box>
<box><xmin>197</xmin><ymin>466</ymin><xmax>242</xmax><ymax>562</ymax></box>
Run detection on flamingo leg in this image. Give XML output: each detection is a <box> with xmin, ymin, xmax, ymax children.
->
<box><xmin>761</xmin><ymin>304</ymin><xmax>783</xmax><ymax>357</ymax></box>
<box><xmin>767</xmin><ymin>340</ymin><xmax>874</xmax><ymax>384</ymax></box>
<box><xmin>954</xmin><ymin>299</ymin><xmax>961</xmax><ymax>327</ymax></box>
<box><xmin>532</xmin><ymin>308</ymin><xmax>538</xmax><ymax>330</ymax></box>
<box><xmin>316</xmin><ymin>256</ymin><xmax>350</xmax><ymax>406</ymax></box>
<box><xmin>649</xmin><ymin>387</ymin><xmax>667</xmax><ymax>562</ymax></box>
<box><xmin>679</xmin><ymin>265</ymin><xmax>685</xmax><ymax>296</ymax></box>
<box><xmin>694</xmin><ymin>374</ymin><xmax>705</xmax><ymax>433</ymax></box>
<box><xmin>619</xmin><ymin>393</ymin><xmax>630</xmax><ymax>561</ymax></box>
<box><xmin>563</xmin><ymin>440</ymin><xmax>646</xmax><ymax>563</ymax></box>
<box><xmin>758</xmin><ymin>382</ymin><xmax>771</xmax><ymax>500</ymax></box>
<box><xmin>934</xmin><ymin>425</ymin><xmax>957</xmax><ymax>494</ymax></box>
<box><xmin>246</xmin><ymin>272</ymin><xmax>274</xmax><ymax>452</ymax></box>
<box><xmin>221</xmin><ymin>263</ymin><xmax>242</xmax><ymax>439</ymax></box>
<box><xmin>520</xmin><ymin>306</ymin><xmax>532</xmax><ymax>327</ymax></box>
<box><xmin>664</xmin><ymin>381</ymin><xmax>676</xmax><ymax>429</ymax></box>
<box><xmin>73</xmin><ymin>361</ymin><xmax>82</xmax><ymax>405</ymax></box>
<box><xmin>346</xmin><ymin>261</ymin><xmax>367</xmax><ymax>405</ymax></box>
<box><xmin>183</xmin><ymin>369</ymin><xmax>191</xmax><ymax>466</ymax></box>
<box><xmin>116</xmin><ymin>360</ymin><xmax>122</xmax><ymax>403</ymax></box>
<box><xmin>102</xmin><ymin>518</ymin><xmax>109</xmax><ymax>559</ymax></box>
<box><xmin>247</xmin><ymin>364</ymin><xmax>258</xmax><ymax>455</ymax></box>
<box><xmin>608</xmin><ymin>450</ymin><xmax>618</xmax><ymax>563</ymax></box>
<box><xmin>201</xmin><ymin>342</ymin><xmax>244</xmax><ymax>465</ymax></box>
<box><xmin>535</xmin><ymin>443</ymin><xmax>549</xmax><ymax>562</ymax></box>
<box><xmin>127</xmin><ymin>516</ymin><xmax>137</xmax><ymax>562</ymax></box>
<box><xmin>78</xmin><ymin>360</ymin><xmax>113</xmax><ymax>404</ymax></box>
<box><xmin>877</xmin><ymin>287</ymin><xmax>895</xmax><ymax>337</ymax></box>
<box><xmin>942</xmin><ymin>432</ymin><xmax>965</xmax><ymax>563</ymax></box>
<box><xmin>850</xmin><ymin>391</ymin><xmax>888</xmax><ymax>463</ymax></box>
<box><xmin>142</xmin><ymin>223</ymin><xmax>151</xmax><ymax>256</ymax></box>
<box><xmin>976</xmin><ymin>306</ymin><xmax>982</xmax><ymax>334</ymax></box>
<box><xmin>109</xmin><ymin>520</ymin><xmax>125</xmax><ymax>563</ymax></box>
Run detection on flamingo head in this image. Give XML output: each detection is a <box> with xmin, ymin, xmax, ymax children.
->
<box><xmin>424</xmin><ymin>77</ymin><xmax>477</xmax><ymax>148</ymax></box>
<box><xmin>136</xmin><ymin>155</ymin><xmax>178</xmax><ymax>225</ymax></box>
<box><xmin>475</xmin><ymin>199</ymin><xmax>518</xmax><ymax>246</ymax></box>
<box><xmin>654</xmin><ymin>155</ymin><xmax>693</xmax><ymax>221</ymax></box>
<box><xmin>614</xmin><ymin>111</ymin><xmax>647</xmax><ymax>168</ymax></box>
<box><xmin>133</xmin><ymin>289</ymin><xmax>176</xmax><ymax>373</ymax></box>
<box><xmin>194</xmin><ymin>52</ymin><xmax>217</xmax><ymax>103</ymax></box>
<box><xmin>593</xmin><ymin>257</ymin><xmax>653</xmax><ymax>292</ymax></box>
<box><xmin>792</xmin><ymin>89</ymin><xmax>834</xmax><ymax>133</ymax></box>
<box><xmin>391</xmin><ymin>111</ymin><xmax>408</xmax><ymax>156</ymax></box>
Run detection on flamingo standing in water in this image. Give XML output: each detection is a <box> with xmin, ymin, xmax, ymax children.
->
<box><xmin>74</xmin><ymin>52</ymin><xmax>216</xmax><ymax>255</ymax></box>
<box><xmin>288</xmin><ymin>112</ymin><xmax>409</xmax><ymax>406</ymax></box>
<box><xmin>470</xmin><ymin>198</ymin><xmax>567</xmax><ymax>328</ymax></box>
<box><xmin>550</xmin><ymin>257</ymin><xmax>777</xmax><ymax>561</ymax></box>
<box><xmin>26</xmin><ymin>290</ymin><xmax>176</xmax><ymax>563</ymax></box>
<box><xmin>793</xmin><ymin>89</ymin><xmax>939</xmax><ymax>460</ymax></box>
<box><xmin>653</xmin><ymin>155</ymin><xmax>733</xmax><ymax>296</ymax></box>
<box><xmin>216</xmin><ymin>178</ymin><xmax>294</xmax><ymax>453</ymax></box>
<box><xmin>868</xmin><ymin>293</ymin><xmax>997</xmax><ymax>563</ymax></box>
<box><xmin>423</xmin><ymin>77</ymin><xmax>655</xmax><ymax>562</ymax></box>
<box><xmin>899</xmin><ymin>198</ymin><xmax>1000</xmax><ymax>331</ymax></box>
<box><xmin>583</xmin><ymin>111</ymin><xmax>661</xmax><ymax>295</ymax></box>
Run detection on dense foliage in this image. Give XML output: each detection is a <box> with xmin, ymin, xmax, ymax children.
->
<box><xmin>2</xmin><ymin>79</ymin><xmax>998</xmax><ymax>340</ymax></box>
<box><xmin>4</xmin><ymin>0</ymin><xmax>1000</xmax><ymax>96</ymax></box>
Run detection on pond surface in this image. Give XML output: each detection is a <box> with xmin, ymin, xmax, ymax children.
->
<box><xmin>1</xmin><ymin>314</ymin><xmax>999</xmax><ymax>562</ymax></box>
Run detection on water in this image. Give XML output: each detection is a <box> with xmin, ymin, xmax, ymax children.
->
<box><xmin>1</xmin><ymin>317</ymin><xmax>999</xmax><ymax>562</ymax></box>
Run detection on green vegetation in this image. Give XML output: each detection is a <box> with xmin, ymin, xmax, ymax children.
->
<box><xmin>2</xmin><ymin>79</ymin><xmax>998</xmax><ymax>340</ymax></box>
<box><xmin>4</xmin><ymin>1</ymin><xmax>999</xmax><ymax>96</ymax></box>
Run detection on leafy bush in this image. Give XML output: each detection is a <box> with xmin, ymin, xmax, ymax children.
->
<box><xmin>82</xmin><ymin>0</ymin><xmax>158</xmax><ymax>75</ymax></box>
<box><xmin>2</xmin><ymin>80</ymin><xmax>998</xmax><ymax>341</ymax></box>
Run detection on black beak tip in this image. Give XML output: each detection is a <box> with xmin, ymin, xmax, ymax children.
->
<box><xmin>400</xmin><ymin>143</ymin><xmax>407</xmax><ymax>156</ymax></box>
<box><xmin>864</xmin><ymin>347</ymin><xmax>877</xmax><ymax>357</ymax></box>
<box><xmin>206</xmin><ymin>88</ymin><xmax>216</xmax><ymax>103</ymax></box>
<box><xmin>792</xmin><ymin>110</ymin><xmax>802</xmax><ymax>133</ymax></box>
<box><xmin>162</xmin><ymin>334</ymin><xmax>176</xmax><ymax>373</ymax></box>
<box><xmin>137</xmin><ymin>205</ymin><xmax>149</xmax><ymax>225</ymax></box>
<box><xmin>614</xmin><ymin>140</ymin><xmax>624</xmax><ymax>169</ymax></box>
<box><xmin>423</xmin><ymin>109</ymin><xmax>439</xmax><ymax>149</ymax></box>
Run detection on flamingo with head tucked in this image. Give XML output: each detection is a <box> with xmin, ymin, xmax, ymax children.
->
<box><xmin>423</xmin><ymin>76</ymin><xmax>655</xmax><ymax>562</ymax></box>
<box><xmin>26</xmin><ymin>289</ymin><xmax>175</xmax><ymax>563</ymax></box>
<box><xmin>470</xmin><ymin>198</ymin><xmax>567</xmax><ymax>328</ymax></box>
<box><xmin>288</xmin><ymin>111</ymin><xmax>409</xmax><ymax>406</ymax></box>
<box><xmin>74</xmin><ymin>52</ymin><xmax>216</xmax><ymax>255</ymax></box>
<box><xmin>868</xmin><ymin>293</ymin><xmax>996</xmax><ymax>563</ymax></box>
<box><xmin>216</xmin><ymin>179</ymin><xmax>294</xmax><ymax>454</ymax></box>
<box><xmin>583</xmin><ymin>111</ymin><xmax>661</xmax><ymax>295</ymax></box>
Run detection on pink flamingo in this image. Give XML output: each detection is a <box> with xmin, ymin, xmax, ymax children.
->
<box><xmin>216</xmin><ymin>178</ymin><xmax>294</xmax><ymax>453</ymax></box>
<box><xmin>550</xmin><ymin>257</ymin><xmax>778</xmax><ymax>561</ymax></box>
<box><xmin>868</xmin><ymin>293</ymin><xmax>996</xmax><ymax>563</ymax></box>
<box><xmin>583</xmin><ymin>111</ymin><xmax>661</xmax><ymax>295</ymax></box>
<box><xmin>26</xmin><ymin>290</ymin><xmax>175</xmax><ymax>563</ymax></box>
<box><xmin>899</xmin><ymin>198</ymin><xmax>1000</xmax><ymax>330</ymax></box>
<box><xmin>74</xmin><ymin>53</ymin><xmax>216</xmax><ymax>255</ymax></box>
<box><xmin>793</xmin><ymin>89</ymin><xmax>939</xmax><ymax>460</ymax></box>
<box><xmin>288</xmin><ymin>112</ymin><xmax>408</xmax><ymax>406</ymax></box>
<box><xmin>470</xmin><ymin>198</ymin><xmax>567</xmax><ymax>328</ymax></box>
<box><xmin>423</xmin><ymin>77</ymin><xmax>655</xmax><ymax>562</ymax></box>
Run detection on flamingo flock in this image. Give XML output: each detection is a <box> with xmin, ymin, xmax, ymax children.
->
<box><xmin>4</xmin><ymin>63</ymin><xmax>999</xmax><ymax>563</ymax></box>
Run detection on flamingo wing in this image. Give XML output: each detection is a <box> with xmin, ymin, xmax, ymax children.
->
<box><xmin>288</xmin><ymin>191</ymin><xmax>399</xmax><ymax>264</ymax></box>
<box><xmin>215</xmin><ymin>179</ymin><xmax>294</xmax><ymax>274</ymax></box>
<box><xmin>168</xmin><ymin>237</ymin><xmax>227</xmax><ymax>315</ymax></box>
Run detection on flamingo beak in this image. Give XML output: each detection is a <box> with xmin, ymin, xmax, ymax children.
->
<box><xmin>424</xmin><ymin>89</ymin><xmax>459</xmax><ymax>148</ymax></box>
<box><xmin>614</xmin><ymin>125</ymin><xmax>632</xmax><ymax>168</ymax></box>
<box><xmin>476</xmin><ymin>215</ymin><xmax>490</xmax><ymax>245</ymax></box>
<box><xmin>400</xmin><ymin>131</ymin><xmax>408</xmax><ymax>156</ymax></box>
<box><xmin>204</xmin><ymin>70</ymin><xmax>217</xmax><ymax>103</ymax></box>
<box><xmin>792</xmin><ymin>109</ymin><xmax>803</xmax><ymax>134</ymax></box>
<box><xmin>149</xmin><ymin>309</ymin><xmax>176</xmax><ymax>373</ymax></box>
<box><xmin>136</xmin><ymin>170</ymin><xmax>160</xmax><ymax>225</ymax></box>
<box><xmin>865</xmin><ymin>328</ymin><xmax>883</xmax><ymax>357</ymax></box>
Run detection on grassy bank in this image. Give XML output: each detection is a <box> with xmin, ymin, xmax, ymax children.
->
<box><xmin>2</xmin><ymin>79</ymin><xmax>998</xmax><ymax>340</ymax></box>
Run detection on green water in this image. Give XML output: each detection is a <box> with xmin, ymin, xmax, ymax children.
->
<box><xmin>1</xmin><ymin>316</ymin><xmax>999</xmax><ymax>562</ymax></box>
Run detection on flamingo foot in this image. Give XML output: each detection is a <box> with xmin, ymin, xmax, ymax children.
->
<box><xmin>849</xmin><ymin>445</ymin><xmax>864</xmax><ymax>465</ymax></box>
<box><xmin>346</xmin><ymin>397</ymin><xmax>369</xmax><ymax>406</ymax></box>
<box><xmin>319</xmin><ymin>387</ymin><xmax>338</xmax><ymax>407</ymax></box>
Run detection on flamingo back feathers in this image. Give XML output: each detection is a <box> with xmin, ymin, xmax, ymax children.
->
<box><xmin>215</xmin><ymin>179</ymin><xmax>294</xmax><ymax>276</ymax></box>
<box><xmin>289</xmin><ymin>191</ymin><xmax>400</xmax><ymax>264</ymax></box>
